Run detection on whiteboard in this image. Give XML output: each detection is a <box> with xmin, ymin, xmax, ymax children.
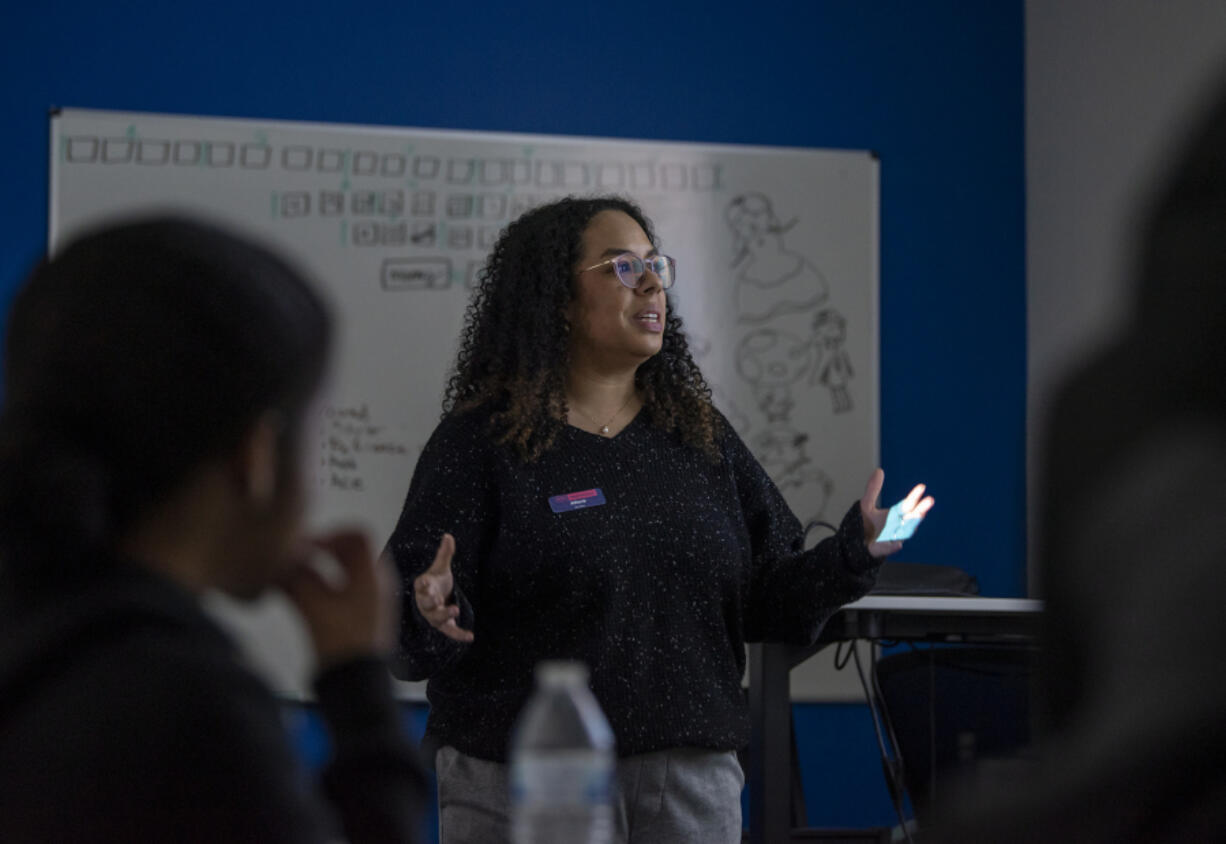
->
<box><xmin>49</xmin><ymin>109</ymin><xmax>879</xmax><ymax>701</ymax></box>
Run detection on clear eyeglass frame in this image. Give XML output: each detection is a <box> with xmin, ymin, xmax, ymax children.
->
<box><xmin>580</xmin><ymin>253</ymin><xmax>676</xmax><ymax>290</ymax></box>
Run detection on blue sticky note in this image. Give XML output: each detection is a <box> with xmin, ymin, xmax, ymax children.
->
<box><xmin>876</xmin><ymin>500</ymin><xmax>923</xmax><ymax>542</ymax></box>
<box><xmin>549</xmin><ymin>488</ymin><xmax>607</xmax><ymax>513</ymax></box>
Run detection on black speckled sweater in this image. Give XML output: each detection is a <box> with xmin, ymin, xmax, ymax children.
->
<box><xmin>384</xmin><ymin>408</ymin><xmax>879</xmax><ymax>762</ymax></box>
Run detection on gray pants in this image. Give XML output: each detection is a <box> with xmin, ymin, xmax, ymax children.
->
<box><xmin>436</xmin><ymin>745</ymin><xmax>744</xmax><ymax>844</ymax></box>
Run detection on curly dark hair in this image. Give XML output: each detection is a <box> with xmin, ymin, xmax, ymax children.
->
<box><xmin>444</xmin><ymin>195</ymin><xmax>721</xmax><ymax>461</ymax></box>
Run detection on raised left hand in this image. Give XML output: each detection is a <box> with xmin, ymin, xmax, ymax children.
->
<box><xmin>859</xmin><ymin>468</ymin><xmax>935</xmax><ymax>558</ymax></box>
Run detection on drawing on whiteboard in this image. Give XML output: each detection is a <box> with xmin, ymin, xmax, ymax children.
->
<box><xmin>353</xmin><ymin>150</ymin><xmax>379</xmax><ymax>176</ymax></box>
<box><xmin>749</xmin><ymin>422</ymin><xmax>834</xmax><ymax>512</ymax></box>
<box><xmin>447</xmin><ymin>226</ymin><xmax>474</xmax><ymax>249</ymax></box>
<box><xmin>207</xmin><ymin>142</ymin><xmax>235</xmax><ymax>168</ymax></box>
<box><xmin>173</xmin><ymin>140</ymin><xmax>201</xmax><ymax>165</ymax></box>
<box><xmin>735</xmin><ymin>326</ymin><xmax>837</xmax><ymax>523</ymax></box>
<box><xmin>280</xmin><ymin>192</ymin><xmax>310</xmax><ymax>218</ymax></box>
<box><xmin>381</xmin><ymin>153</ymin><xmax>407</xmax><ymax>178</ymax></box>
<box><xmin>382</xmin><ymin>190</ymin><xmax>405</xmax><ymax>217</ymax></box>
<box><xmin>50</xmin><ymin>109</ymin><xmax>878</xmax><ymax>701</ymax></box>
<box><xmin>479</xmin><ymin>195</ymin><xmax>507</xmax><ymax>219</ymax></box>
<box><xmin>510</xmin><ymin>194</ymin><xmax>538</xmax><ymax>217</ymax></box>
<box><xmin>698</xmin><ymin>326</ymin><xmax>831</xmax><ymax>530</ymax></box>
<box><xmin>240</xmin><ymin>143</ymin><xmax>271</xmax><ymax>169</ymax></box>
<box><xmin>686</xmin><ymin>331</ymin><xmax>753</xmax><ymax>434</ymax></box>
<box><xmin>137</xmin><ymin>140</ymin><xmax>170</xmax><ymax>165</ymax></box>
<box><xmin>726</xmin><ymin>192</ymin><xmax>855</xmax><ymax>417</ymax></box>
<box><xmin>382</xmin><ymin>222</ymin><xmax>408</xmax><ymax>247</ymax></box>
<box><xmin>812</xmin><ymin>308</ymin><xmax>854</xmax><ymax>413</ymax></box>
<box><xmin>321</xmin><ymin>191</ymin><xmax>345</xmax><ymax>216</ymax></box>
<box><xmin>447</xmin><ymin>158</ymin><xmax>475</xmax><ymax>184</ymax></box>
<box><xmin>725</xmin><ymin>192</ymin><xmax>859</xmax><ymax>522</ymax></box>
<box><xmin>447</xmin><ymin>194</ymin><xmax>474</xmax><ymax>218</ymax></box>
<box><xmin>318</xmin><ymin>402</ymin><xmax>411</xmax><ymax>493</ymax></box>
<box><xmin>726</xmin><ymin>192</ymin><xmax>830</xmax><ymax>323</ymax></box>
<box><xmin>410</xmin><ymin>222</ymin><xmax>437</xmax><ymax>246</ymax></box>
<box><xmin>736</xmin><ymin>329</ymin><xmax>814</xmax><ymax>423</ymax></box>
<box><xmin>412</xmin><ymin>191</ymin><xmax>436</xmax><ymax>216</ymax></box>
<box><xmin>381</xmin><ymin>258</ymin><xmax>452</xmax><ymax>291</ymax></box>
<box><xmin>414</xmin><ymin>156</ymin><xmax>441</xmax><ymax>179</ymax></box>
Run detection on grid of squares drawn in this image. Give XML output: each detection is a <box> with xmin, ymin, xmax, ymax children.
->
<box><xmin>59</xmin><ymin>133</ymin><xmax>731</xmax><ymax>338</ymax></box>
<box><xmin>61</xmin><ymin>133</ymin><xmax>720</xmax><ymax>293</ymax></box>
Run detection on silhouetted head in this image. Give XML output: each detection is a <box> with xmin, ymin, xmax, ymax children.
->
<box><xmin>0</xmin><ymin>216</ymin><xmax>332</xmax><ymax>593</ymax></box>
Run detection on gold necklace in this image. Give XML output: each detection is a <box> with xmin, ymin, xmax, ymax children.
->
<box><xmin>570</xmin><ymin>393</ymin><xmax>635</xmax><ymax>436</ymax></box>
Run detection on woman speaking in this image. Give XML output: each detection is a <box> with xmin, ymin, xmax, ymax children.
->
<box><xmin>385</xmin><ymin>195</ymin><xmax>931</xmax><ymax>843</ymax></box>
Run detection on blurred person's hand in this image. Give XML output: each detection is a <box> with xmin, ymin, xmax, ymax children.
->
<box><xmin>284</xmin><ymin>528</ymin><xmax>399</xmax><ymax>670</ymax></box>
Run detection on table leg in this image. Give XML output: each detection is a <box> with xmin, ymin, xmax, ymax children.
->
<box><xmin>748</xmin><ymin>642</ymin><xmax>793</xmax><ymax>844</ymax></box>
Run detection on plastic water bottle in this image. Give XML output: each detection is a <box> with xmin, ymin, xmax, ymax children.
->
<box><xmin>509</xmin><ymin>661</ymin><xmax>615</xmax><ymax>844</ymax></box>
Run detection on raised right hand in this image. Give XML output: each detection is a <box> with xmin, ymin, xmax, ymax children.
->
<box><xmin>413</xmin><ymin>533</ymin><xmax>474</xmax><ymax>643</ymax></box>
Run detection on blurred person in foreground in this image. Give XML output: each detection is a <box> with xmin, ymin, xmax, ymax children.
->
<box><xmin>938</xmin><ymin>69</ymin><xmax>1226</xmax><ymax>843</ymax></box>
<box><xmin>0</xmin><ymin>217</ymin><xmax>426</xmax><ymax>843</ymax></box>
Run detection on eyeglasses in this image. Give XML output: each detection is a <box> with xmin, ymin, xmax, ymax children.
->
<box><xmin>580</xmin><ymin>253</ymin><xmax>676</xmax><ymax>290</ymax></box>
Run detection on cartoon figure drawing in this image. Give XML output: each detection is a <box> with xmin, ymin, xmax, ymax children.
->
<box><xmin>750</xmin><ymin>422</ymin><xmax>835</xmax><ymax>528</ymax></box>
<box><xmin>687</xmin><ymin>331</ymin><xmax>753</xmax><ymax>434</ymax></box>
<box><xmin>723</xmin><ymin>191</ymin><xmax>858</xmax><ymax>522</ymax></box>
<box><xmin>726</xmin><ymin>192</ymin><xmax>830</xmax><ymax>323</ymax></box>
<box><xmin>812</xmin><ymin>308</ymin><xmax>854</xmax><ymax>413</ymax></box>
<box><xmin>735</xmin><ymin>330</ymin><xmax>814</xmax><ymax>424</ymax></box>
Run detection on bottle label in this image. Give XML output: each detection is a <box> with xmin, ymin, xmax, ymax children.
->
<box><xmin>510</xmin><ymin>750</ymin><xmax>614</xmax><ymax>809</ymax></box>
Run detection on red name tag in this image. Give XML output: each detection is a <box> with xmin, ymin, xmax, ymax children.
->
<box><xmin>548</xmin><ymin>488</ymin><xmax>607</xmax><ymax>513</ymax></box>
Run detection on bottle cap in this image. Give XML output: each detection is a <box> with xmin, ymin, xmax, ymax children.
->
<box><xmin>535</xmin><ymin>660</ymin><xmax>589</xmax><ymax>688</ymax></box>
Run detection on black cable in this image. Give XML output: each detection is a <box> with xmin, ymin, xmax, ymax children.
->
<box><xmin>928</xmin><ymin>650</ymin><xmax>937</xmax><ymax>815</ymax></box>
<box><xmin>802</xmin><ymin>519</ymin><xmax>839</xmax><ymax>547</ymax></box>
<box><xmin>851</xmin><ymin>643</ymin><xmax>916</xmax><ymax>844</ymax></box>
<box><xmin>870</xmin><ymin>644</ymin><xmax>911</xmax><ymax>810</ymax></box>
<box><xmin>834</xmin><ymin>639</ymin><xmax>856</xmax><ymax>671</ymax></box>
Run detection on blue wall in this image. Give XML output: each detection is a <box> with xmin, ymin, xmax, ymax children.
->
<box><xmin>1</xmin><ymin>0</ymin><xmax>1025</xmax><ymax>829</ymax></box>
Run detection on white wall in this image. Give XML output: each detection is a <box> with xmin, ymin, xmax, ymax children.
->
<box><xmin>1025</xmin><ymin>0</ymin><xmax>1226</xmax><ymax>588</ymax></box>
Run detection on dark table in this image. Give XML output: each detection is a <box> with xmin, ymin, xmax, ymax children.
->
<box><xmin>746</xmin><ymin>595</ymin><xmax>1043</xmax><ymax>844</ymax></box>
